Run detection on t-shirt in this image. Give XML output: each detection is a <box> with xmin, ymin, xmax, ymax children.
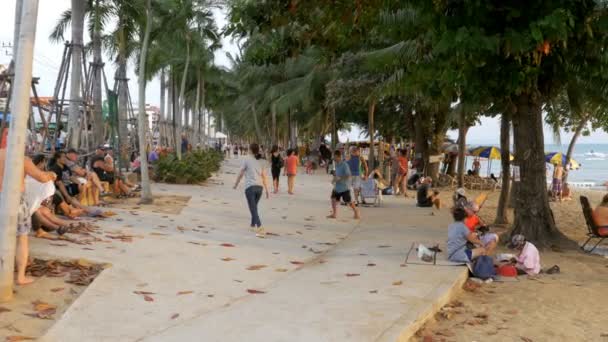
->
<box><xmin>464</xmin><ymin>215</ymin><xmax>481</xmax><ymax>232</ymax></box>
<box><xmin>447</xmin><ymin>221</ymin><xmax>471</xmax><ymax>263</ymax></box>
<box><xmin>516</xmin><ymin>242</ymin><xmax>541</xmax><ymax>275</ymax></box>
<box><xmin>65</xmin><ymin>160</ymin><xmax>79</xmax><ymax>172</ymax></box>
<box><xmin>347</xmin><ymin>156</ymin><xmax>361</xmax><ymax>176</ymax></box>
<box><xmin>241</xmin><ymin>156</ymin><xmax>264</xmax><ymax>190</ymax></box>
<box><xmin>50</xmin><ymin>163</ymin><xmax>73</xmax><ymax>185</ymax></box>
<box><xmin>334</xmin><ymin>161</ymin><xmax>351</xmax><ymax>193</ymax></box>
<box><xmin>417</xmin><ymin>183</ymin><xmax>430</xmax><ymax>205</ymax></box>
<box><xmin>271</xmin><ymin>154</ymin><xmax>282</xmax><ymax>170</ymax></box>
<box><xmin>286</xmin><ymin>155</ymin><xmax>298</xmax><ymax>175</ymax></box>
<box><xmin>398</xmin><ymin>156</ymin><xmax>408</xmax><ymax>174</ymax></box>
<box><xmin>148</xmin><ymin>151</ymin><xmax>159</xmax><ymax>162</ymax></box>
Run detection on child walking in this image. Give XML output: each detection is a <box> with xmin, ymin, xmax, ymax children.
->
<box><xmin>234</xmin><ymin>143</ymin><xmax>270</xmax><ymax>238</ymax></box>
<box><xmin>327</xmin><ymin>150</ymin><xmax>360</xmax><ymax>220</ymax></box>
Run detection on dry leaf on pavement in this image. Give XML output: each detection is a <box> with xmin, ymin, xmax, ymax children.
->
<box><xmin>143</xmin><ymin>295</ymin><xmax>154</xmax><ymax>302</ymax></box>
<box><xmin>275</xmin><ymin>268</ymin><xmax>288</xmax><ymax>272</ymax></box>
<box><xmin>177</xmin><ymin>291</ymin><xmax>193</xmax><ymax>295</ymax></box>
<box><xmin>221</xmin><ymin>257</ymin><xmax>235</xmax><ymax>262</ymax></box>
<box><xmin>50</xmin><ymin>288</ymin><xmax>64</xmax><ymax>293</ymax></box>
<box><xmin>346</xmin><ymin>273</ymin><xmax>360</xmax><ymax>277</ymax></box>
<box><xmin>392</xmin><ymin>281</ymin><xmax>403</xmax><ymax>286</ymax></box>
<box><xmin>133</xmin><ymin>291</ymin><xmax>156</xmax><ymax>295</ymax></box>
<box><xmin>246</xmin><ymin>265</ymin><xmax>267</xmax><ymax>271</ymax></box>
<box><xmin>170</xmin><ymin>313</ymin><xmax>179</xmax><ymax>320</ymax></box>
<box><xmin>6</xmin><ymin>336</ymin><xmax>35</xmax><ymax>342</ymax></box>
<box><xmin>290</xmin><ymin>261</ymin><xmax>304</xmax><ymax>265</ymax></box>
<box><xmin>367</xmin><ymin>263</ymin><xmax>376</xmax><ymax>267</ymax></box>
<box><xmin>246</xmin><ymin>289</ymin><xmax>266</xmax><ymax>294</ymax></box>
<box><xmin>220</xmin><ymin>243</ymin><xmax>235</xmax><ymax>247</ymax></box>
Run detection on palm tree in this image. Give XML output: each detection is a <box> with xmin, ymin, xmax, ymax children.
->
<box><xmin>66</xmin><ymin>0</ymin><xmax>86</xmax><ymax>149</ymax></box>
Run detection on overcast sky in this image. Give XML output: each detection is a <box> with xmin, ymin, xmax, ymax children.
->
<box><xmin>2</xmin><ymin>0</ymin><xmax>607</xmax><ymax>146</ymax></box>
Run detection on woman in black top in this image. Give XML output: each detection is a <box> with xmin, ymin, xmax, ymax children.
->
<box><xmin>270</xmin><ymin>145</ymin><xmax>283</xmax><ymax>194</ymax></box>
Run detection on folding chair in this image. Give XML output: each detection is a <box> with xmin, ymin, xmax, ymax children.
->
<box><xmin>360</xmin><ymin>178</ymin><xmax>382</xmax><ymax>207</ymax></box>
<box><xmin>579</xmin><ymin>196</ymin><xmax>607</xmax><ymax>253</ymax></box>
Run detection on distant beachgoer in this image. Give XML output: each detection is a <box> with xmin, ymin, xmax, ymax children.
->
<box><xmin>416</xmin><ymin>177</ymin><xmax>441</xmax><ymax>209</ymax></box>
<box><xmin>593</xmin><ymin>194</ymin><xmax>608</xmax><ymax>236</ymax></box>
<box><xmin>233</xmin><ymin>143</ymin><xmax>270</xmax><ymax>238</ymax></box>
<box><xmin>463</xmin><ymin>202</ymin><xmax>497</xmax><ymax>255</ymax></box>
<box><xmin>285</xmin><ymin>149</ymin><xmax>299</xmax><ymax>195</ymax></box>
<box><xmin>447</xmin><ymin>208</ymin><xmax>486</xmax><ymax>263</ymax></box>
<box><xmin>347</xmin><ymin>146</ymin><xmax>368</xmax><ymax>204</ymax></box>
<box><xmin>508</xmin><ymin>234</ymin><xmax>541</xmax><ymax>275</ymax></box>
<box><xmin>472</xmin><ymin>158</ymin><xmax>481</xmax><ymax>176</ymax></box>
<box><xmin>552</xmin><ymin>163</ymin><xmax>564</xmax><ymax>201</ymax></box>
<box><xmin>270</xmin><ymin>145</ymin><xmax>283</xmax><ymax>194</ymax></box>
<box><xmin>396</xmin><ymin>149</ymin><xmax>409</xmax><ymax>198</ymax></box>
<box><xmin>327</xmin><ymin>149</ymin><xmax>360</xmax><ymax>220</ymax></box>
<box><xmin>453</xmin><ymin>188</ymin><xmax>468</xmax><ymax>210</ymax></box>
<box><xmin>148</xmin><ymin>148</ymin><xmax>159</xmax><ymax>163</ymax></box>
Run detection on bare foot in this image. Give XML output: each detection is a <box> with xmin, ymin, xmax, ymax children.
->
<box><xmin>16</xmin><ymin>277</ymin><xmax>35</xmax><ymax>286</ymax></box>
<box><xmin>35</xmin><ymin>230</ymin><xmax>54</xmax><ymax>239</ymax></box>
<box><xmin>326</xmin><ymin>215</ymin><xmax>336</xmax><ymax>219</ymax></box>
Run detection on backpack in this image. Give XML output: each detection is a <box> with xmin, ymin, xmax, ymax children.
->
<box><xmin>472</xmin><ymin>256</ymin><xmax>496</xmax><ymax>280</ymax></box>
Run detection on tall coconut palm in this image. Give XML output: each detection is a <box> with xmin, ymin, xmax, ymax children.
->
<box><xmin>137</xmin><ymin>0</ymin><xmax>153</xmax><ymax>203</ymax></box>
<box><xmin>66</xmin><ymin>0</ymin><xmax>86</xmax><ymax>149</ymax></box>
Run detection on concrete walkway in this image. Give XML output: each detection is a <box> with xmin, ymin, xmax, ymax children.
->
<box><xmin>38</xmin><ymin>159</ymin><xmax>466</xmax><ymax>342</ymax></box>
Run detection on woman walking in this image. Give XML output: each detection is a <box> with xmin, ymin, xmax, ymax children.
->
<box><xmin>285</xmin><ymin>149</ymin><xmax>299</xmax><ymax>194</ymax></box>
<box><xmin>270</xmin><ymin>145</ymin><xmax>283</xmax><ymax>193</ymax></box>
<box><xmin>234</xmin><ymin>143</ymin><xmax>270</xmax><ymax>238</ymax></box>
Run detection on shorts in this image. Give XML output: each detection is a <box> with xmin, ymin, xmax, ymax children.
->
<box><xmin>552</xmin><ymin>178</ymin><xmax>562</xmax><ymax>193</ymax></box>
<box><xmin>11</xmin><ymin>194</ymin><xmax>32</xmax><ymax>236</ymax></box>
<box><xmin>66</xmin><ymin>183</ymin><xmax>80</xmax><ymax>197</ymax></box>
<box><xmin>351</xmin><ymin>177</ymin><xmax>361</xmax><ymax>190</ymax></box>
<box><xmin>331</xmin><ymin>190</ymin><xmax>352</xmax><ymax>203</ymax></box>
<box><xmin>480</xmin><ymin>233</ymin><xmax>499</xmax><ymax>247</ymax></box>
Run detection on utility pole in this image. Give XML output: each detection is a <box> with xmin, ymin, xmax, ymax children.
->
<box><xmin>0</xmin><ymin>0</ymin><xmax>40</xmax><ymax>302</ymax></box>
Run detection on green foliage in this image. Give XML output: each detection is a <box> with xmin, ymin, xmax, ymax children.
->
<box><xmin>154</xmin><ymin>150</ymin><xmax>223</xmax><ymax>184</ymax></box>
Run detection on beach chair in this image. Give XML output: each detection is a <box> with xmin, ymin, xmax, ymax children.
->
<box><xmin>579</xmin><ymin>196</ymin><xmax>607</xmax><ymax>253</ymax></box>
<box><xmin>360</xmin><ymin>178</ymin><xmax>382</xmax><ymax>207</ymax></box>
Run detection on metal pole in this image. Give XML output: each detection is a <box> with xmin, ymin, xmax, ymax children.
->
<box><xmin>0</xmin><ymin>0</ymin><xmax>39</xmax><ymax>302</ymax></box>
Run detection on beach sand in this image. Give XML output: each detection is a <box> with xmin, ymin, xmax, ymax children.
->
<box><xmin>415</xmin><ymin>187</ymin><xmax>608</xmax><ymax>342</ymax></box>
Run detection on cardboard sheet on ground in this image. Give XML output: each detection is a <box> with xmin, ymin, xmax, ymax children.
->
<box><xmin>404</xmin><ymin>242</ymin><xmax>467</xmax><ymax>266</ymax></box>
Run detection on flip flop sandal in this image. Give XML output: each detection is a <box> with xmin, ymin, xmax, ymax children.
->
<box><xmin>546</xmin><ymin>265</ymin><xmax>560</xmax><ymax>274</ymax></box>
<box><xmin>57</xmin><ymin>226</ymin><xmax>70</xmax><ymax>236</ymax></box>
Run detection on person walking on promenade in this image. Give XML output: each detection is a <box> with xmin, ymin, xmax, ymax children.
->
<box><xmin>285</xmin><ymin>148</ymin><xmax>299</xmax><ymax>195</ymax></box>
<box><xmin>270</xmin><ymin>145</ymin><xmax>283</xmax><ymax>194</ymax></box>
<box><xmin>327</xmin><ymin>150</ymin><xmax>360</xmax><ymax>220</ymax></box>
<box><xmin>233</xmin><ymin>143</ymin><xmax>270</xmax><ymax>238</ymax></box>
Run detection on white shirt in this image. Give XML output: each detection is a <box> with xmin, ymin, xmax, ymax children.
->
<box><xmin>241</xmin><ymin>156</ymin><xmax>265</xmax><ymax>190</ymax></box>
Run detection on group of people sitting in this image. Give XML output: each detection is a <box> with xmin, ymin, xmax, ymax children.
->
<box><xmin>447</xmin><ymin>188</ymin><xmax>541</xmax><ymax>277</ymax></box>
<box><xmin>0</xmin><ymin>144</ymin><xmax>141</xmax><ymax>285</ymax></box>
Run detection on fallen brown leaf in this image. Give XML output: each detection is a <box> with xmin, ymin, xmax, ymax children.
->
<box><xmin>149</xmin><ymin>232</ymin><xmax>169</xmax><ymax>236</ymax></box>
<box><xmin>133</xmin><ymin>291</ymin><xmax>156</xmax><ymax>295</ymax></box>
<box><xmin>143</xmin><ymin>295</ymin><xmax>154</xmax><ymax>302</ymax></box>
<box><xmin>188</xmin><ymin>241</ymin><xmax>207</xmax><ymax>246</ymax></box>
<box><xmin>392</xmin><ymin>281</ymin><xmax>403</xmax><ymax>286</ymax></box>
<box><xmin>50</xmin><ymin>288</ymin><xmax>65</xmax><ymax>293</ymax></box>
<box><xmin>521</xmin><ymin>337</ymin><xmax>533</xmax><ymax>342</ymax></box>
<box><xmin>377</xmin><ymin>245</ymin><xmax>391</xmax><ymax>248</ymax></box>
<box><xmin>170</xmin><ymin>313</ymin><xmax>179</xmax><ymax>320</ymax></box>
<box><xmin>49</xmin><ymin>243</ymin><xmax>68</xmax><ymax>247</ymax></box>
<box><xmin>369</xmin><ymin>290</ymin><xmax>378</xmax><ymax>294</ymax></box>
<box><xmin>290</xmin><ymin>261</ymin><xmax>304</xmax><ymax>265</ymax></box>
<box><xmin>345</xmin><ymin>273</ymin><xmax>360</xmax><ymax>277</ymax></box>
<box><xmin>367</xmin><ymin>263</ymin><xmax>376</xmax><ymax>267</ymax></box>
<box><xmin>275</xmin><ymin>268</ymin><xmax>288</xmax><ymax>272</ymax></box>
<box><xmin>177</xmin><ymin>291</ymin><xmax>193</xmax><ymax>295</ymax></box>
<box><xmin>220</xmin><ymin>243</ymin><xmax>235</xmax><ymax>247</ymax></box>
<box><xmin>0</xmin><ymin>306</ymin><xmax>11</xmax><ymax>314</ymax></box>
<box><xmin>246</xmin><ymin>289</ymin><xmax>265</xmax><ymax>294</ymax></box>
<box><xmin>246</xmin><ymin>265</ymin><xmax>267</xmax><ymax>271</ymax></box>
<box><xmin>6</xmin><ymin>336</ymin><xmax>35</xmax><ymax>342</ymax></box>
<box><xmin>32</xmin><ymin>300</ymin><xmax>56</xmax><ymax>312</ymax></box>
<box><xmin>82</xmin><ymin>248</ymin><xmax>95</xmax><ymax>251</ymax></box>
<box><xmin>221</xmin><ymin>257</ymin><xmax>235</xmax><ymax>262</ymax></box>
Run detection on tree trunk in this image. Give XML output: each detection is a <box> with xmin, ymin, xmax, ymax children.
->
<box><xmin>271</xmin><ymin>104</ymin><xmax>277</xmax><ymax>146</ymax></box>
<box><xmin>194</xmin><ymin>70</ymin><xmax>201</xmax><ymax>147</ymax></box>
<box><xmin>457</xmin><ymin>106</ymin><xmax>467</xmax><ymax>187</ymax></box>
<box><xmin>67</xmin><ymin>0</ymin><xmax>85</xmax><ymax>149</ymax></box>
<box><xmin>427</xmin><ymin>131</ymin><xmax>443</xmax><ymax>182</ymax></box>
<box><xmin>414</xmin><ymin>117</ymin><xmax>427</xmax><ymax>173</ymax></box>
<box><xmin>368</xmin><ymin>99</ymin><xmax>376</xmax><ymax>169</ymax></box>
<box><xmin>117</xmin><ymin>61</ymin><xmax>128</xmax><ymax>169</ymax></box>
<box><xmin>91</xmin><ymin>0</ymin><xmax>104</xmax><ymax>147</ymax></box>
<box><xmin>8</xmin><ymin>0</ymin><xmax>23</xmax><ymax>71</ymax></box>
<box><xmin>176</xmin><ymin>41</ymin><xmax>190</xmax><ymax>160</ymax></box>
<box><xmin>200</xmin><ymin>75</ymin><xmax>206</xmax><ymax>147</ymax></box>
<box><xmin>168</xmin><ymin>70</ymin><xmax>174</xmax><ymax>149</ymax></box>
<box><xmin>331</xmin><ymin>106</ymin><xmax>338</xmax><ymax>150</ymax></box>
<box><xmin>511</xmin><ymin>92</ymin><xmax>571</xmax><ymax>247</ymax></box>
<box><xmin>137</xmin><ymin>0</ymin><xmax>153</xmax><ymax>204</ymax></box>
<box><xmin>159</xmin><ymin>67</ymin><xmax>165</xmax><ymax>145</ymax></box>
<box><xmin>495</xmin><ymin>113</ymin><xmax>511</xmax><ymax>224</ymax></box>
<box><xmin>0</xmin><ymin>0</ymin><xmax>39</xmax><ymax>302</ymax></box>
<box><xmin>563</xmin><ymin>117</ymin><xmax>587</xmax><ymax>183</ymax></box>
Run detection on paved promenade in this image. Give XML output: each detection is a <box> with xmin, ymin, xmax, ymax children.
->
<box><xmin>38</xmin><ymin>159</ymin><xmax>466</xmax><ymax>342</ymax></box>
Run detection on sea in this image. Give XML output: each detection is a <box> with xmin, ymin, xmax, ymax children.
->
<box><xmin>464</xmin><ymin>143</ymin><xmax>607</xmax><ymax>188</ymax></box>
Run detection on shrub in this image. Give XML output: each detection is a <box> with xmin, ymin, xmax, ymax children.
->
<box><xmin>154</xmin><ymin>150</ymin><xmax>223</xmax><ymax>184</ymax></box>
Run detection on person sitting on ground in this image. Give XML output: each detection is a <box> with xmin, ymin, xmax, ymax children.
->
<box><xmin>416</xmin><ymin>177</ymin><xmax>441</xmax><ymax>209</ymax></box>
<box><xmin>447</xmin><ymin>207</ymin><xmax>486</xmax><ymax>263</ymax></box>
<box><xmin>50</xmin><ymin>151</ymin><xmax>87</xmax><ymax>206</ymax></box>
<box><xmin>407</xmin><ymin>172</ymin><xmax>422</xmax><ymax>190</ymax></box>
<box><xmin>66</xmin><ymin>149</ymin><xmax>104</xmax><ymax>202</ymax></box>
<box><xmin>463</xmin><ymin>202</ymin><xmax>498</xmax><ymax>255</ymax></box>
<box><xmin>593</xmin><ymin>194</ymin><xmax>608</xmax><ymax>236</ymax></box>
<box><xmin>90</xmin><ymin>147</ymin><xmax>134</xmax><ymax>197</ymax></box>
<box><xmin>453</xmin><ymin>187</ymin><xmax>468</xmax><ymax>210</ymax></box>
<box><xmin>327</xmin><ymin>150</ymin><xmax>360</xmax><ymax>220</ymax></box>
<box><xmin>508</xmin><ymin>234</ymin><xmax>541</xmax><ymax>275</ymax></box>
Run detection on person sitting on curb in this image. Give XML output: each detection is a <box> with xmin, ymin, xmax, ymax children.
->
<box><xmin>447</xmin><ymin>207</ymin><xmax>486</xmax><ymax>263</ymax></box>
<box><xmin>66</xmin><ymin>148</ymin><xmax>106</xmax><ymax>202</ymax></box>
<box><xmin>593</xmin><ymin>194</ymin><xmax>608</xmax><ymax>236</ymax></box>
<box><xmin>508</xmin><ymin>234</ymin><xmax>541</xmax><ymax>276</ymax></box>
<box><xmin>416</xmin><ymin>177</ymin><xmax>441</xmax><ymax>209</ymax></box>
<box><xmin>463</xmin><ymin>202</ymin><xmax>498</xmax><ymax>255</ymax></box>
